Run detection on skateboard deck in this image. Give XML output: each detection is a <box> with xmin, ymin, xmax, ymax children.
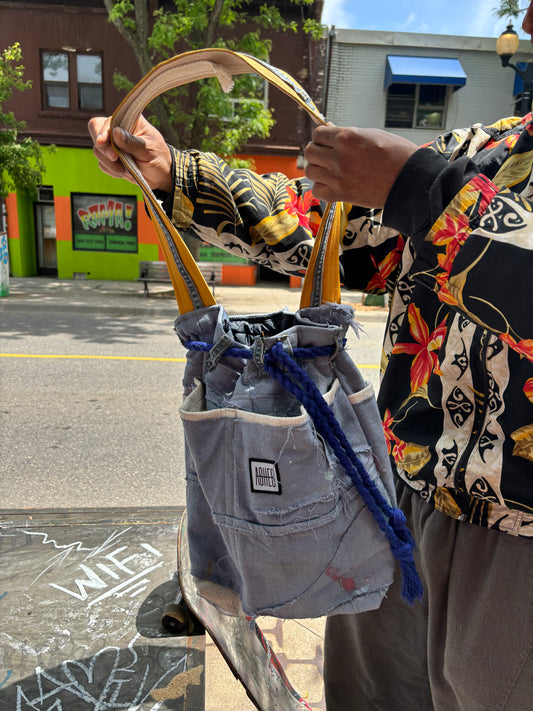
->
<box><xmin>176</xmin><ymin>510</ymin><xmax>312</xmax><ymax>711</ymax></box>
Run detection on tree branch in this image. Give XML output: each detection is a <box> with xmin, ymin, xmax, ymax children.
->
<box><xmin>205</xmin><ymin>0</ymin><xmax>226</xmax><ymax>47</ymax></box>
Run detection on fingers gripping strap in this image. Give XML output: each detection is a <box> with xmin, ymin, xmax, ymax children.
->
<box><xmin>120</xmin><ymin>150</ymin><xmax>214</xmax><ymax>311</ymax></box>
<box><xmin>110</xmin><ymin>48</ymin><xmax>340</xmax><ymax>312</ymax></box>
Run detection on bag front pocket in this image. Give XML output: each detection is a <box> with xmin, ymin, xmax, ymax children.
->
<box><xmin>181</xmin><ymin>381</ymin><xmax>394</xmax><ymax>617</ymax></box>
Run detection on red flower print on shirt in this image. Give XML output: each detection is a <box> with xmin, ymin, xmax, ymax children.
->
<box><xmin>285</xmin><ymin>187</ymin><xmax>321</xmax><ymax>235</ymax></box>
<box><xmin>392</xmin><ymin>304</ymin><xmax>447</xmax><ymax>392</ymax></box>
<box><xmin>500</xmin><ymin>333</ymin><xmax>533</xmax><ymax>364</ymax></box>
<box><xmin>366</xmin><ymin>235</ymin><xmax>405</xmax><ymax>292</ymax></box>
<box><xmin>523</xmin><ymin>378</ymin><xmax>533</xmax><ymax>402</ymax></box>
<box><xmin>382</xmin><ymin>409</ymin><xmax>406</xmax><ymax>460</ymax></box>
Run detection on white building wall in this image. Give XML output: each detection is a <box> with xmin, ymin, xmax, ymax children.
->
<box><xmin>325</xmin><ymin>29</ymin><xmax>532</xmax><ymax>145</ymax></box>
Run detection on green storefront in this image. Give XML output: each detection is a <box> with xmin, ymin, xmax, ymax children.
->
<box><xmin>6</xmin><ymin>145</ymin><xmax>249</xmax><ymax>282</ymax></box>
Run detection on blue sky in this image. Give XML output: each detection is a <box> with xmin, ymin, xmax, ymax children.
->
<box><xmin>321</xmin><ymin>0</ymin><xmax>530</xmax><ymax>39</ymax></box>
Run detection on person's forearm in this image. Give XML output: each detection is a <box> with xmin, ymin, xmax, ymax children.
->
<box><xmin>165</xmin><ymin>147</ymin><xmax>319</xmax><ymax>275</ymax></box>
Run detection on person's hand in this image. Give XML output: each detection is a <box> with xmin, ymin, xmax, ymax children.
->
<box><xmin>304</xmin><ymin>126</ymin><xmax>418</xmax><ymax>207</ymax></box>
<box><xmin>88</xmin><ymin>115</ymin><xmax>173</xmax><ymax>193</ymax></box>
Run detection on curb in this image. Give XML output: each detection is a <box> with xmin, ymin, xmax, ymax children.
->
<box><xmin>0</xmin><ymin>299</ymin><xmax>389</xmax><ymax>321</ymax></box>
<box><xmin>0</xmin><ymin>300</ymin><xmax>180</xmax><ymax>319</ymax></box>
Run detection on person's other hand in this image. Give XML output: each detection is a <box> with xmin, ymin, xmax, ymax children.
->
<box><xmin>304</xmin><ymin>126</ymin><xmax>418</xmax><ymax>207</ymax></box>
<box><xmin>88</xmin><ymin>115</ymin><xmax>173</xmax><ymax>193</ymax></box>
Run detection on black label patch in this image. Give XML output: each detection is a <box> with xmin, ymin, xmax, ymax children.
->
<box><xmin>249</xmin><ymin>459</ymin><xmax>281</xmax><ymax>495</ymax></box>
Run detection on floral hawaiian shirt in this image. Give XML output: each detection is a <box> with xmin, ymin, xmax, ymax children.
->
<box><xmin>167</xmin><ymin>115</ymin><xmax>533</xmax><ymax>538</ymax></box>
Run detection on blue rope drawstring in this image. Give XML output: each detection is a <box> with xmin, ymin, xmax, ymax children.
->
<box><xmin>185</xmin><ymin>340</ymin><xmax>342</xmax><ymax>361</ymax></box>
<box><xmin>184</xmin><ymin>338</ymin><xmax>423</xmax><ymax>604</ymax></box>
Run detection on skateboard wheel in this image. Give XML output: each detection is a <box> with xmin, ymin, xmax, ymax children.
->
<box><xmin>161</xmin><ymin>602</ymin><xmax>189</xmax><ymax>634</ymax></box>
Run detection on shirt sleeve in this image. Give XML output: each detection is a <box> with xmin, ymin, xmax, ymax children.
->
<box><xmin>382</xmin><ymin>114</ymin><xmax>527</xmax><ymax>251</ymax></box>
<box><xmin>382</xmin><ymin>147</ymin><xmax>479</xmax><ymax>249</ymax></box>
<box><xmin>162</xmin><ymin>147</ymin><xmax>403</xmax><ymax>291</ymax></box>
<box><xmin>161</xmin><ymin>119</ymin><xmax>530</xmax><ymax>305</ymax></box>
<box><xmin>167</xmin><ymin>148</ymin><xmax>323</xmax><ymax>276</ymax></box>
<box><xmin>382</xmin><ymin>119</ymin><xmax>533</xmax><ymax>342</ymax></box>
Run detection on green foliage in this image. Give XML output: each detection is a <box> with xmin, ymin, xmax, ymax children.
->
<box><xmin>108</xmin><ymin>0</ymin><xmax>136</xmax><ymax>30</ymax></box>
<box><xmin>104</xmin><ymin>0</ymin><xmax>325</xmax><ymax>157</ymax></box>
<box><xmin>0</xmin><ymin>43</ymin><xmax>46</xmax><ymax>197</ymax></box>
<box><xmin>112</xmin><ymin>72</ymin><xmax>135</xmax><ymax>93</ymax></box>
<box><xmin>493</xmin><ymin>0</ymin><xmax>521</xmax><ymax>20</ymax></box>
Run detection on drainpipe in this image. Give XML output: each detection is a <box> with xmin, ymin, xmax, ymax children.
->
<box><xmin>323</xmin><ymin>26</ymin><xmax>335</xmax><ymax>119</ymax></box>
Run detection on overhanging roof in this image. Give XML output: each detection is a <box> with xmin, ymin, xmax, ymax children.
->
<box><xmin>384</xmin><ymin>55</ymin><xmax>467</xmax><ymax>89</ymax></box>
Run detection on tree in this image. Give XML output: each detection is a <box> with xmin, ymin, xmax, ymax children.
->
<box><xmin>0</xmin><ymin>42</ymin><xmax>46</xmax><ymax>198</ymax></box>
<box><xmin>103</xmin><ymin>0</ymin><xmax>324</xmax><ymax>158</ymax></box>
<box><xmin>494</xmin><ymin>0</ymin><xmax>521</xmax><ymax>20</ymax></box>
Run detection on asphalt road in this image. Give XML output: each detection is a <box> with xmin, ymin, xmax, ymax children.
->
<box><xmin>0</xmin><ymin>310</ymin><xmax>385</xmax><ymax>510</ymax></box>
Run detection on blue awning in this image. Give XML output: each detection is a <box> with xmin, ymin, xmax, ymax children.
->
<box><xmin>513</xmin><ymin>62</ymin><xmax>526</xmax><ymax>96</ymax></box>
<box><xmin>384</xmin><ymin>55</ymin><xmax>467</xmax><ymax>89</ymax></box>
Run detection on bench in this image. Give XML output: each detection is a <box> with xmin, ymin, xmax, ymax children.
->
<box><xmin>138</xmin><ymin>260</ymin><xmax>222</xmax><ymax>297</ymax></box>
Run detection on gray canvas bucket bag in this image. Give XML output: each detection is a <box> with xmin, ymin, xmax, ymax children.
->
<box><xmin>110</xmin><ymin>49</ymin><xmax>423</xmax><ymax>619</ymax></box>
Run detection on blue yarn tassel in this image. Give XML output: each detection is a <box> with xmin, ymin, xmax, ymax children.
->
<box><xmin>386</xmin><ymin>509</ymin><xmax>423</xmax><ymax>603</ymax></box>
<box><xmin>263</xmin><ymin>342</ymin><xmax>423</xmax><ymax>605</ymax></box>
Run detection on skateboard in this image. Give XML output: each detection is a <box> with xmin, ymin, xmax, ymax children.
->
<box><xmin>162</xmin><ymin>510</ymin><xmax>313</xmax><ymax>711</ymax></box>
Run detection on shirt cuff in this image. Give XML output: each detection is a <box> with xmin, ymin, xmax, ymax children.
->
<box><xmin>153</xmin><ymin>144</ymin><xmax>176</xmax><ymax>218</ymax></box>
<box><xmin>382</xmin><ymin>146</ymin><xmax>478</xmax><ymax>244</ymax></box>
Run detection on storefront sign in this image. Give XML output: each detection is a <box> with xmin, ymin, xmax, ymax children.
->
<box><xmin>71</xmin><ymin>193</ymin><xmax>138</xmax><ymax>253</ymax></box>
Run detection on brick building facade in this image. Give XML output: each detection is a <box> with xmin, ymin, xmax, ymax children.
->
<box><xmin>1</xmin><ymin>0</ymin><xmax>326</xmax><ymax>281</ymax></box>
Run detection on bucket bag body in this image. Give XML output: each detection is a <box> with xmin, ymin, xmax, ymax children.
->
<box><xmin>110</xmin><ymin>49</ymin><xmax>422</xmax><ymax>619</ymax></box>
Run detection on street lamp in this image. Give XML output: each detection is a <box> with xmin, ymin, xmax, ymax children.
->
<box><xmin>496</xmin><ymin>23</ymin><xmax>533</xmax><ymax>116</ymax></box>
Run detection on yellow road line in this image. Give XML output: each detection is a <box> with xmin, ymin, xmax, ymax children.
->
<box><xmin>0</xmin><ymin>353</ymin><xmax>380</xmax><ymax>369</ymax></box>
<box><xmin>0</xmin><ymin>353</ymin><xmax>187</xmax><ymax>362</ymax></box>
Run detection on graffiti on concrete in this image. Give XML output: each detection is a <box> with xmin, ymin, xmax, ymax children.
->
<box><xmin>5</xmin><ymin>634</ymin><xmax>202</xmax><ymax>710</ymax></box>
<box><xmin>0</xmin><ymin>514</ymin><xmax>204</xmax><ymax>710</ymax></box>
<box><xmin>24</xmin><ymin>528</ymin><xmax>165</xmax><ymax>608</ymax></box>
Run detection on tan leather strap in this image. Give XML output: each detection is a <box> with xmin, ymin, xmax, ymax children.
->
<box><xmin>110</xmin><ymin>48</ymin><xmax>341</xmax><ymax>312</ymax></box>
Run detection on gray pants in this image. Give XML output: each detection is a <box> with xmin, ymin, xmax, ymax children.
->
<box><xmin>324</xmin><ymin>484</ymin><xmax>532</xmax><ymax>711</ymax></box>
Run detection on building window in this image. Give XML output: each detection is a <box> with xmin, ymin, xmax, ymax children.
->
<box><xmin>42</xmin><ymin>51</ymin><xmax>103</xmax><ymax>111</ymax></box>
<box><xmin>228</xmin><ymin>75</ymin><xmax>269</xmax><ymax>119</ymax></box>
<box><xmin>385</xmin><ymin>84</ymin><xmax>447</xmax><ymax>129</ymax></box>
<box><xmin>42</xmin><ymin>52</ymin><xmax>69</xmax><ymax>108</ymax></box>
<box><xmin>77</xmin><ymin>55</ymin><xmax>103</xmax><ymax>110</ymax></box>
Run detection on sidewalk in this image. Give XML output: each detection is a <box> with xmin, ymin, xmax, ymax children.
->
<box><xmin>0</xmin><ymin>276</ymin><xmax>388</xmax><ymax>321</ymax></box>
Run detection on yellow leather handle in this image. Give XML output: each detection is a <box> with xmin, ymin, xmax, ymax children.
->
<box><xmin>109</xmin><ymin>48</ymin><xmax>341</xmax><ymax>312</ymax></box>
<box><xmin>299</xmin><ymin>202</ymin><xmax>344</xmax><ymax>308</ymax></box>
